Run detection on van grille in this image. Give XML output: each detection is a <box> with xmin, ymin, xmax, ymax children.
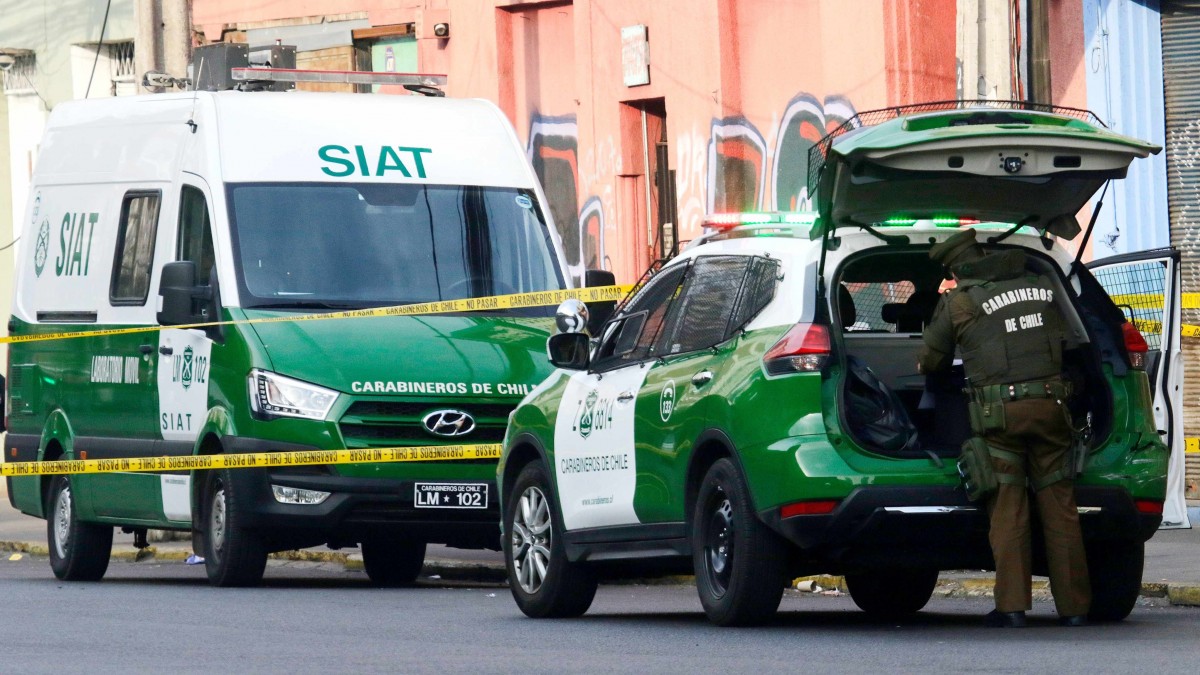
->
<box><xmin>337</xmin><ymin>400</ymin><xmax>514</xmax><ymax>452</ymax></box>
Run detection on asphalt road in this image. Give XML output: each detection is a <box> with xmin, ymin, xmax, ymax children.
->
<box><xmin>1</xmin><ymin>555</ymin><xmax>1197</xmax><ymax>674</ymax></box>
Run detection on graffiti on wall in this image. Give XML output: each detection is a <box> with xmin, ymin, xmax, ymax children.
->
<box><xmin>702</xmin><ymin>94</ymin><xmax>856</xmax><ymax>223</ymax></box>
<box><xmin>528</xmin><ymin>115</ymin><xmax>584</xmax><ymax>278</ymax></box>
<box><xmin>771</xmin><ymin>94</ymin><xmax>857</xmax><ymax>211</ymax></box>
<box><xmin>526</xmin><ymin>94</ymin><xmax>857</xmax><ymax>280</ymax></box>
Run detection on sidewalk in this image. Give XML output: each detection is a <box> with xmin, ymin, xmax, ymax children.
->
<box><xmin>2</xmin><ymin>477</ymin><xmax>1197</xmax><ymax>603</ymax></box>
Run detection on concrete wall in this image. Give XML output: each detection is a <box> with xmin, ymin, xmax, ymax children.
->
<box><xmin>0</xmin><ymin>0</ymin><xmax>137</xmax><ymax>107</ymax></box>
<box><xmin>0</xmin><ymin>92</ymin><xmax>11</xmax><ymax>377</ymax></box>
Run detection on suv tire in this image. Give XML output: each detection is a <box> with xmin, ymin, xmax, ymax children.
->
<box><xmin>692</xmin><ymin>458</ymin><xmax>787</xmax><ymax>626</ymax></box>
<box><xmin>46</xmin><ymin>475</ymin><xmax>113</xmax><ymax>581</ymax></box>
<box><xmin>504</xmin><ymin>462</ymin><xmax>597</xmax><ymax>618</ymax></box>
<box><xmin>203</xmin><ymin>470</ymin><xmax>268</xmax><ymax>587</ymax></box>
<box><xmin>1086</xmin><ymin>540</ymin><xmax>1144</xmax><ymax>622</ymax></box>
<box><xmin>845</xmin><ymin>568</ymin><xmax>939</xmax><ymax>617</ymax></box>
<box><xmin>362</xmin><ymin>539</ymin><xmax>426</xmax><ymax>587</ymax></box>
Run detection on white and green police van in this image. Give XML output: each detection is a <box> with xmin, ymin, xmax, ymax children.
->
<box><xmin>5</xmin><ymin>89</ymin><xmax>607</xmax><ymax>586</ymax></box>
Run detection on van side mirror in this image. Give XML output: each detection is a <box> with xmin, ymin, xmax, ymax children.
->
<box><xmin>584</xmin><ymin>269</ymin><xmax>617</xmax><ymax>335</ymax></box>
<box><xmin>157</xmin><ymin>261</ymin><xmax>212</xmax><ymax>326</ymax></box>
<box><xmin>547</xmin><ymin>332</ymin><xmax>590</xmax><ymax>370</ymax></box>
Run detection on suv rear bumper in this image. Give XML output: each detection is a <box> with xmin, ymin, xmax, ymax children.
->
<box><xmin>760</xmin><ymin>484</ymin><xmax>1161</xmax><ymax>572</ymax></box>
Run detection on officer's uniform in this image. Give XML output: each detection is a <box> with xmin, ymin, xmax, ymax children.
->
<box><xmin>918</xmin><ymin>229</ymin><xmax>1090</xmax><ymax>624</ymax></box>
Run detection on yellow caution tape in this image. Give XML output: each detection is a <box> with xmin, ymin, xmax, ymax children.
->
<box><xmin>1108</xmin><ymin>292</ymin><xmax>1200</xmax><ymax>310</ymax></box>
<box><xmin>0</xmin><ymin>443</ymin><xmax>504</xmax><ymax>477</ymax></box>
<box><xmin>0</xmin><ymin>285</ymin><xmax>635</xmax><ymax>345</ymax></box>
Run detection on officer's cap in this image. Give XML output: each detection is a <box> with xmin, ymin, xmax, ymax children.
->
<box><xmin>929</xmin><ymin>228</ymin><xmax>985</xmax><ymax>268</ymax></box>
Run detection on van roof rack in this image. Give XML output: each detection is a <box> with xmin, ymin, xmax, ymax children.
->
<box><xmin>230</xmin><ymin>67</ymin><xmax>447</xmax><ymax>93</ymax></box>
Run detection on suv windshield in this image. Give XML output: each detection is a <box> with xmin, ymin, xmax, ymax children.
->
<box><xmin>227</xmin><ymin>182</ymin><xmax>564</xmax><ymax>310</ymax></box>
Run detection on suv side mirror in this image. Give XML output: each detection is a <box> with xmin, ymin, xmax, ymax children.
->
<box><xmin>547</xmin><ymin>332</ymin><xmax>590</xmax><ymax>370</ymax></box>
<box><xmin>157</xmin><ymin>261</ymin><xmax>213</xmax><ymax>326</ymax></box>
<box><xmin>584</xmin><ymin>269</ymin><xmax>617</xmax><ymax>335</ymax></box>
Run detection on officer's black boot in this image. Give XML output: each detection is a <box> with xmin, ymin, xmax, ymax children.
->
<box><xmin>983</xmin><ymin>609</ymin><xmax>1027</xmax><ymax>627</ymax></box>
<box><xmin>1058</xmin><ymin>614</ymin><xmax>1087</xmax><ymax>627</ymax></box>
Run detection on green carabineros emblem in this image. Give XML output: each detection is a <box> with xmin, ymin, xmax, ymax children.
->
<box><xmin>578</xmin><ymin>390</ymin><xmax>599</xmax><ymax>439</ymax></box>
<box><xmin>181</xmin><ymin>346</ymin><xmax>194</xmax><ymax>390</ymax></box>
<box><xmin>33</xmin><ymin>219</ymin><xmax>50</xmax><ymax>278</ymax></box>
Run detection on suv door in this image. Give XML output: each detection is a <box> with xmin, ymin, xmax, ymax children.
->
<box><xmin>551</xmin><ymin>263</ymin><xmax>688</xmax><ymax>532</ymax></box>
<box><xmin>1088</xmin><ymin>248</ymin><xmax>1188</xmax><ymax>528</ymax></box>
<box><xmin>632</xmin><ymin>255</ymin><xmax>782</xmax><ymax>524</ymax></box>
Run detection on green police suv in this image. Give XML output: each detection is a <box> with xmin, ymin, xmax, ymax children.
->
<box><xmin>497</xmin><ymin>103</ymin><xmax>1179</xmax><ymax>625</ymax></box>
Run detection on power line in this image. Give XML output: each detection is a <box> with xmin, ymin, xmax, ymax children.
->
<box><xmin>85</xmin><ymin>0</ymin><xmax>113</xmax><ymax>98</ymax></box>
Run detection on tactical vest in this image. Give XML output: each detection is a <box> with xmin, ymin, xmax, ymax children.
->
<box><xmin>953</xmin><ymin>273</ymin><xmax>1066</xmax><ymax>386</ymax></box>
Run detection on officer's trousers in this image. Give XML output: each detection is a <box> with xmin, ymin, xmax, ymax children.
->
<box><xmin>984</xmin><ymin>397</ymin><xmax>1091</xmax><ymax>617</ymax></box>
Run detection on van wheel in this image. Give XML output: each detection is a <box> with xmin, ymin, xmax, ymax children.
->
<box><xmin>845</xmin><ymin>568</ymin><xmax>939</xmax><ymax>618</ymax></box>
<box><xmin>361</xmin><ymin>539</ymin><xmax>426</xmax><ymax>587</ymax></box>
<box><xmin>203</xmin><ymin>470</ymin><xmax>268</xmax><ymax>587</ymax></box>
<box><xmin>504</xmin><ymin>462</ymin><xmax>597</xmax><ymax>618</ymax></box>
<box><xmin>1086</xmin><ymin>540</ymin><xmax>1144</xmax><ymax>622</ymax></box>
<box><xmin>692</xmin><ymin>458</ymin><xmax>787</xmax><ymax>626</ymax></box>
<box><xmin>46</xmin><ymin>476</ymin><xmax>113</xmax><ymax>581</ymax></box>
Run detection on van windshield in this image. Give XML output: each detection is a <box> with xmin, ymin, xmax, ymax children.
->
<box><xmin>226</xmin><ymin>182</ymin><xmax>564</xmax><ymax>310</ymax></box>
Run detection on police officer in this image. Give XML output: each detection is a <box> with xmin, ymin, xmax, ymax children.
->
<box><xmin>918</xmin><ymin>229</ymin><xmax>1090</xmax><ymax>628</ymax></box>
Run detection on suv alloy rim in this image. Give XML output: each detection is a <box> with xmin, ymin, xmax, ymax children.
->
<box><xmin>704</xmin><ymin>493</ymin><xmax>735</xmax><ymax>597</ymax></box>
<box><xmin>511</xmin><ymin>485</ymin><xmax>552</xmax><ymax>594</ymax></box>
<box><xmin>210</xmin><ymin>484</ymin><xmax>227</xmax><ymax>556</ymax></box>
<box><xmin>53</xmin><ymin>485</ymin><xmax>72</xmax><ymax>558</ymax></box>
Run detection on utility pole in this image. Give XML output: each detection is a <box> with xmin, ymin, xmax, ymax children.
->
<box><xmin>162</xmin><ymin>0</ymin><xmax>193</xmax><ymax>83</ymax></box>
<box><xmin>1028</xmin><ymin>0</ymin><xmax>1052</xmax><ymax>104</ymax></box>
<box><xmin>135</xmin><ymin>0</ymin><xmax>164</xmax><ymax>92</ymax></box>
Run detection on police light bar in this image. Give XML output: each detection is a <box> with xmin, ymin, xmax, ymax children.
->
<box><xmin>881</xmin><ymin>217</ymin><xmax>981</xmax><ymax>227</ymax></box>
<box><xmin>702</xmin><ymin>211</ymin><xmax>819</xmax><ymax>232</ymax></box>
<box><xmin>230</xmin><ymin>68</ymin><xmax>448</xmax><ymax>87</ymax></box>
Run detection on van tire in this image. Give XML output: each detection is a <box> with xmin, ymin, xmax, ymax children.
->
<box><xmin>692</xmin><ymin>458</ymin><xmax>787</xmax><ymax>626</ymax></box>
<box><xmin>46</xmin><ymin>476</ymin><xmax>113</xmax><ymax>581</ymax></box>
<box><xmin>845</xmin><ymin>568</ymin><xmax>939</xmax><ymax>617</ymax></box>
<box><xmin>504</xmin><ymin>462</ymin><xmax>597</xmax><ymax>618</ymax></box>
<box><xmin>1086</xmin><ymin>540</ymin><xmax>1144</xmax><ymax>622</ymax></box>
<box><xmin>202</xmin><ymin>470</ymin><xmax>268</xmax><ymax>587</ymax></box>
<box><xmin>361</xmin><ymin>539</ymin><xmax>426</xmax><ymax>587</ymax></box>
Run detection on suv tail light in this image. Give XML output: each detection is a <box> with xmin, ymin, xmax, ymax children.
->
<box><xmin>1121</xmin><ymin>322</ymin><xmax>1149</xmax><ymax>370</ymax></box>
<box><xmin>764</xmin><ymin>323</ymin><xmax>830</xmax><ymax>375</ymax></box>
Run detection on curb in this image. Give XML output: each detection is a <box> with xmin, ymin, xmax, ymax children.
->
<box><xmin>790</xmin><ymin>574</ymin><xmax>1200</xmax><ymax>608</ymax></box>
<box><xmin>4</xmin><ymin>539</ymin><xmax>1197</xmax><ymax>606</ymax></box>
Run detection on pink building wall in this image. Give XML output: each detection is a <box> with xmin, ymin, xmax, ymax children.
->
<box><xmin>193</xmin><ymin>0</ymin><xmax>958</xmax><ymax>282</ymax></box>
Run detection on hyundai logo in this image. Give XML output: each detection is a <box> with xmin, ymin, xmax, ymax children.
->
<box><xmin>421</xmin><ymin>409</ymin><xmax>476</xmax><ymax>437</ymax></box>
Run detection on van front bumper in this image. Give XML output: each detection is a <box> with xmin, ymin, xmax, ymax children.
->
<box><xmin>759</xmin><ymin>484</ymin><xmax>1161</xmax><ymax>573</ymax></box>
<box><xmin>222</xmin><ymin>438</ymin><xmax>500</xmax><ymax>550</ymax></box>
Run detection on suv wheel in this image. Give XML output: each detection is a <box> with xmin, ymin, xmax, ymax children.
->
<box><xmin>203</xmin><ymin>470</ymin><xmax>268</xmax><ymax>587</ymax></box>
<box><xmin>46</xmin><ymin>475</ymin><xmax>113</xmax><ymax>581</ymax></box>
<box><xmin>845</xmin><ymin>568</ymin><xmax>939</xmax><ymax>617</ymax></box>
<box><xmin>504</xmin><ymin>462</ymin><xmax>597</xmax><ymax>618</ymax></box>
<box><xmin>692</xmin><ymin>458</ymin><xmax>787</xmax><ymax>626</ymax></box>
<box><xmin>1086</xmin><ymin>540</ymin><xmax>1144</xmax><ymax>622</ymax></box>
<box><xmin>361</xmin><ymin>539</ymin><xmax>426</xmax><ymax>587</ymax></box>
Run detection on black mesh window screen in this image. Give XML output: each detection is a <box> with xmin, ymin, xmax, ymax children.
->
<box><xmin>656</xmin><ymin>255</ymin><xmax>780</xmax><ymax>356</ymax></box>
<box><xmin>593</xmin><ymin>263</ymin><xmax>689</xmax><ymax>370</ymax></box>
<box><xmin>1091</xmin><ymin>260</ymin><xmax>1167</xmax><ymax>351</ymax></box>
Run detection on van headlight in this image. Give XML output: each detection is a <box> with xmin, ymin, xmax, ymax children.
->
<box><xmin>249</xmin><ymin>369</ymin><xmax>338</xmax><ymax>421</ymax></box>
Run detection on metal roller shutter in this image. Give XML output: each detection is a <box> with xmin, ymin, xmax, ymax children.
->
<box><xmin>1162</xmin><ymin>0</ymin><xmax>1200</xmax><ymax>498</ymax></box>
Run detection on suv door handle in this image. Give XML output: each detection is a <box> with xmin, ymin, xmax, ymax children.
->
<box><xmin>158</xmin><ymin>346</ymin><xmax>174</xmax><ymax>356</ymax></box>
<box><xmin>617</xmin><ymin>391</ymin><xmax>634</xmax><ymax>403</ymax></box>
<box><xmin>138</xmin><ymin>344</ymin><xmax>154</xmax><ymax>355</ymax></box>
<box><xmin>691</xmin><ymin>370</ymin><xmax>714</xmax><ymax>387</ymax></box>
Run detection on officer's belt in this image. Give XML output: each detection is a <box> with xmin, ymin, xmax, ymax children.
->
<box><xmin>972</xmin><ymin>378</ymin><xmax>1070</xmax><ymax>405</ymax></box>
